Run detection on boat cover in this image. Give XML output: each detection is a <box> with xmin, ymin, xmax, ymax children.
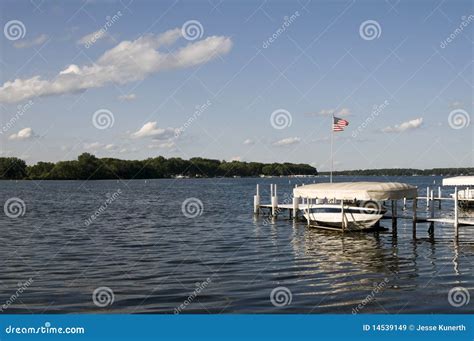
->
<box><xmin>293</xmin><ymin>182</ymin><xmax>417</xmax><ymax>201</ymax></box>
<box><xmin>442</xmin><ymin>176</ymin><xmax>474</xmax><ymax>186</ymax></box>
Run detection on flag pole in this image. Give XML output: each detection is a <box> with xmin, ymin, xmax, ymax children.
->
<box><xmin>330</xmin><ymin>114</ymin><xmax>333</xmax><ymax>183</ymax></box>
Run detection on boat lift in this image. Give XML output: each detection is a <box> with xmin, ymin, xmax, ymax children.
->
<box><xmin>254</xmin><ymin>177</ymin><xmax>474</xmax><ymax>240</ymax></box>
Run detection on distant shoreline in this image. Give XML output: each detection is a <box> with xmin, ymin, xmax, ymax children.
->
<box><xmin>0</xmin><ymin>152</ymin><xmax>472</xmax><ymax>180</ymax></box>
<box><xmin>0</xmin><ymin>153</ymin><xmax>318</xmax><ymax>180</ymax></box>
<box><xmin>319</xmin><ymin>168</ymin><xmax>473</xmax><ymax>177</ymax></box>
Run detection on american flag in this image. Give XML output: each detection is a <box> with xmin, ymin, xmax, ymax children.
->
<box><xmin>333</xmin><ymin>116</ymin><xmax>349</xmax><ymax>132</ymax></box>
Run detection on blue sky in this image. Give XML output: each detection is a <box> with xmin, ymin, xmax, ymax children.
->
<box><xmin>0</xmin><ymin>0</ymin><xmax>472</xmax><ymax>170</ymax></box>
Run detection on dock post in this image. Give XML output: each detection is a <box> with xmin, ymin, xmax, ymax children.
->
<box><xmin>391</xmin><ymin>200</ymin><xmax>397</xmax><ymax>231</ymax></box>
<box><xmin>292</xmin><ymin>196</ymin><xmax>299</xmax><ymax>220</ymax></box>
<box><xmin>306</xmin><ymin>196</ymin><xmax>310</xmax><ymax>227</ymax></box>
<box><xmin>438</xmin><ymin>186</ymin><xmax>442</xmax><ymax>209</ymax></box>
<box><xmin>426</xmin><ymin>186</ymin><xmax>430</xmax><ymax>210</ymax></box>
<box><xmin>271</xmin><ymin>197</ymin><xmax>278</xmax><ymax>217</ymax></box>
<box><xmin>341</xmin><ymin>201</ymin><xmax>346</xmax><ymax>232</ymax></box>
<box><xmin>428</xmin><ymin>190</ymin><xmax>434</xmax><ymax>235</ymax></box>
<box><xmin>454</xmin><ymin>187</ymin><xmax>459</xmax><ymax>239</ymax></box>
<box><xmin>253</xmin><ymin>184</ymin><xmax>260</xmax><ymax>215</ymax></box>
<box><xmin>412</xmin><ymin>198</ymin><xmax>417</xmax><ymax>238</ymax></box>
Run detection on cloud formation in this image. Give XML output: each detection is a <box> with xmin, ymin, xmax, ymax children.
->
<box><xmin>9</xmin><ymin>127</ymin><xmax>36</xmax><ymax>140</ymax></box>
<box><xmin>77</xmin><ymin>29</ymin><xmax>111</xmax><ymax>46</ymax></box>
<box><xmin>309</xmin><ymin>108</ymin><xmax>352</xmax><ymax>117</ymax></box>
<box><xmin>273</xmin><ymin>137</ymin><xmax>301</xmax><ymax>147</ymax></box>
<box><xmin>13</xmin><ymin>34</ymin><xmax>48</xmax><ymax>49</ymax></box>
<box><xmin>0</xmin><ymin>28</ymin><xmax>232</xmax><ymax>103</ymax></box>
<box><xmin>131</xmin><ymin>121</ymin><xmax>177</xmax><ymax>140</ymax></box>
<box><xmin>118</xmin><ymin>93</ymin><xmax>137</xmax><ymax>101</ymax></box>
<box><xmin>382</xmin><ymin>117</ymin><xmax>423</xmax><ymax>133</ymax></box>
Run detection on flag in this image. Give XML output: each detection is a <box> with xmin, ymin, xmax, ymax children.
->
<box><xmin>333</xmin><ymin>116</ymin><xmax>349</xmax><ymax>132</ymax></box>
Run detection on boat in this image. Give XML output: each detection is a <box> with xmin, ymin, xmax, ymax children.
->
<box><xmin>293</xmin><ymin>182</ymin><xmax>417</xmax><ymax>231</ymax></box>
<box><xmin>303</xmin><ymin>203</ymin><xmax>386</xmax><ymax>230</ymax></box>
<box><xmin>442</xmin><ymin>176</ymin><xmax>474</xmax><ymax>215</ymax></box>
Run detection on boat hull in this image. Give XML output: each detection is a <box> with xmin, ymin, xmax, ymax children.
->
<box><xmin>302</xmin><ymin>205</ymin><xmax>384</xmax><ymax>230</ymax></box>
<box><xmin>304</xmin><ymin>212</ymin><xmax>383</xmax><ymax>230</ymax></box>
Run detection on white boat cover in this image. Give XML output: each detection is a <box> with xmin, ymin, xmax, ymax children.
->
<box><xmin>442</xmin><ymin>176</ymin><xmax>474</xmax><ymax>186</ymax></box>
<box><xmin>293</xmin><ymin>182</ymin><xmax>417</xmax><ymax>201</ymax></box>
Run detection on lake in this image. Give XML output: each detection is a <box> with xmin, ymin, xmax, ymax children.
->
<box><xmin>0</xmin><ymin>176</ymin><xmax>473</xmax><ymax>314</ymax></box>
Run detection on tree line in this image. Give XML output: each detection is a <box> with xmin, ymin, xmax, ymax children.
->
<box><xmin>319</xmin><ymin>168</ymin><xmax>474</xmax><ymax>176</ymax></box>
<box><xmin>0</xmin><ymin>153</ymin><xmax>318</xmax><ymax>180</ymax></box>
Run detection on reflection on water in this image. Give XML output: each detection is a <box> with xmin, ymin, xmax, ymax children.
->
<box><xmin>0</xmin><ymin>176</ymin><xmax>473</xmax><ymax>313</ymax></box>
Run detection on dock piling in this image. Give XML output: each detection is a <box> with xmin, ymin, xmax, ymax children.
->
<box><xmin>341</xmin><ymin>201</ymin><xmax>346</xmax><ymax>232</ymax></box>
<box><xmin>306</xmin><ymin>196</ymin><xmax>310</xmax><ymax>227</ymax></box>
<box><xmin>271</xmin><ymin>184</ymin><xmax>278</xmax><ymax>217</ymax></box>
<box><xmin>428</xmin><ymin>190</ymin><xmax>435</xmax><ymax>235</ymax></box>
<box><xmin>426</xmin><ymin>186</ymin><xmax>430</xmax><ymax>210</ymax></box>
<box><xmin>438</xmin><ymin>186</ymin><xmax>442</xmax><ymax>209</ymax></box>
<box><xmin>391</xmin><ymin>200</ymin><xmax>397</xmax><ymax>231</ymax></box>
<box><xmin>454</xmin><ymin>187</ymin><xmax>459</xmax><ymax>238</ymax></box>
<box><xmin>292</xmin><ymin>196</ymin><xmax>299</xmax><ymax>220</ymax></box>
<box><xmin>412</xmin><ymin>198</ymin><xmax>417</xmax><ymax>238</ymax></box>
<box><xmin>253</xmin><ymin>184</ymin><xmax>260</xmax><ymax>215</ymax></box>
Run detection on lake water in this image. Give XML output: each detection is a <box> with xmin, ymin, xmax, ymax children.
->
<box><xmin>1</xmin><ymin>176</ymin><xmax>473</xmax><ymax>314</ymax></box>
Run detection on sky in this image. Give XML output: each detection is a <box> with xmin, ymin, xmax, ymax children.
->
<box><xmin>0</xmin><ymin>0</ymin><xmax>472</xmax><ymax>171</ymax></box>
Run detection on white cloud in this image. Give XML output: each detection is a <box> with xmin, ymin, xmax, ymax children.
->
<box><xmin>13</xmin><ymin>34</ymin><xmax>48</xmax><ymax>48</ymax></box>
<box><xmin>272</xmin><ymin>137</ymin><xmax>301</xmax><ymax>147</ymax></box>
<box><xmin>8</xmin><ymin>127</ymin><xmax>36</xmax><ymax>140</ymax></box>
<box><xmin>382</xmin><ymin>117</ymin><xmax>423</xmax><ymax>133</ymax></box>
<box><xmin>77</xmin><ymin>29</ymin><xmax>110</xmax><ymax>46</ymax></box>
<box><xmin>310</xmin><ymin>108</ymin><xmax>352</xmax><ymax>116</ymax></box>
<box><xmin>83</xmin><ymin>142</ymin><xmax>103</xmax><ymax>150</ymax></box>
<box><xmin>243</xmin><ymin>138</ymin><xmax>255</xmax><ymax>145</ymax></box>
<box><xmin>148</xmin><ymin>141</ymin><xmax>176</xmax><ymax>149</ymax></box>
<box><xmin>118</xmin><ymin>93</ymin><xmax>137</xmax><ymax>101</ymax></box>
<box><xmin>131</xmin><ymin>121</ymin><xmax>177</xmax><ymax>140</ymax></box>
<box><xmin>0</xmin><ymin>28</ymin><xmax>232</xmax><ymax>103</ymax></box>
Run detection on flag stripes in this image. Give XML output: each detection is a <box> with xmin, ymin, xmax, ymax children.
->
<box><xmin>333</xmin><ymin>116</ymin><xmax>349</xmax><ymax>132</ymax></box>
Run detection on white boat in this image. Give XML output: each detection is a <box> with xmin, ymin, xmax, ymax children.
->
<box><xmin>303</xmin><ymin>203</ymin><xmax>385</xmax><ymax>230</ymax></box>
<box><xmin>293</xmin><ymin>182</ymin><xmax>418</xmax><ymax>231</ymax></box>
